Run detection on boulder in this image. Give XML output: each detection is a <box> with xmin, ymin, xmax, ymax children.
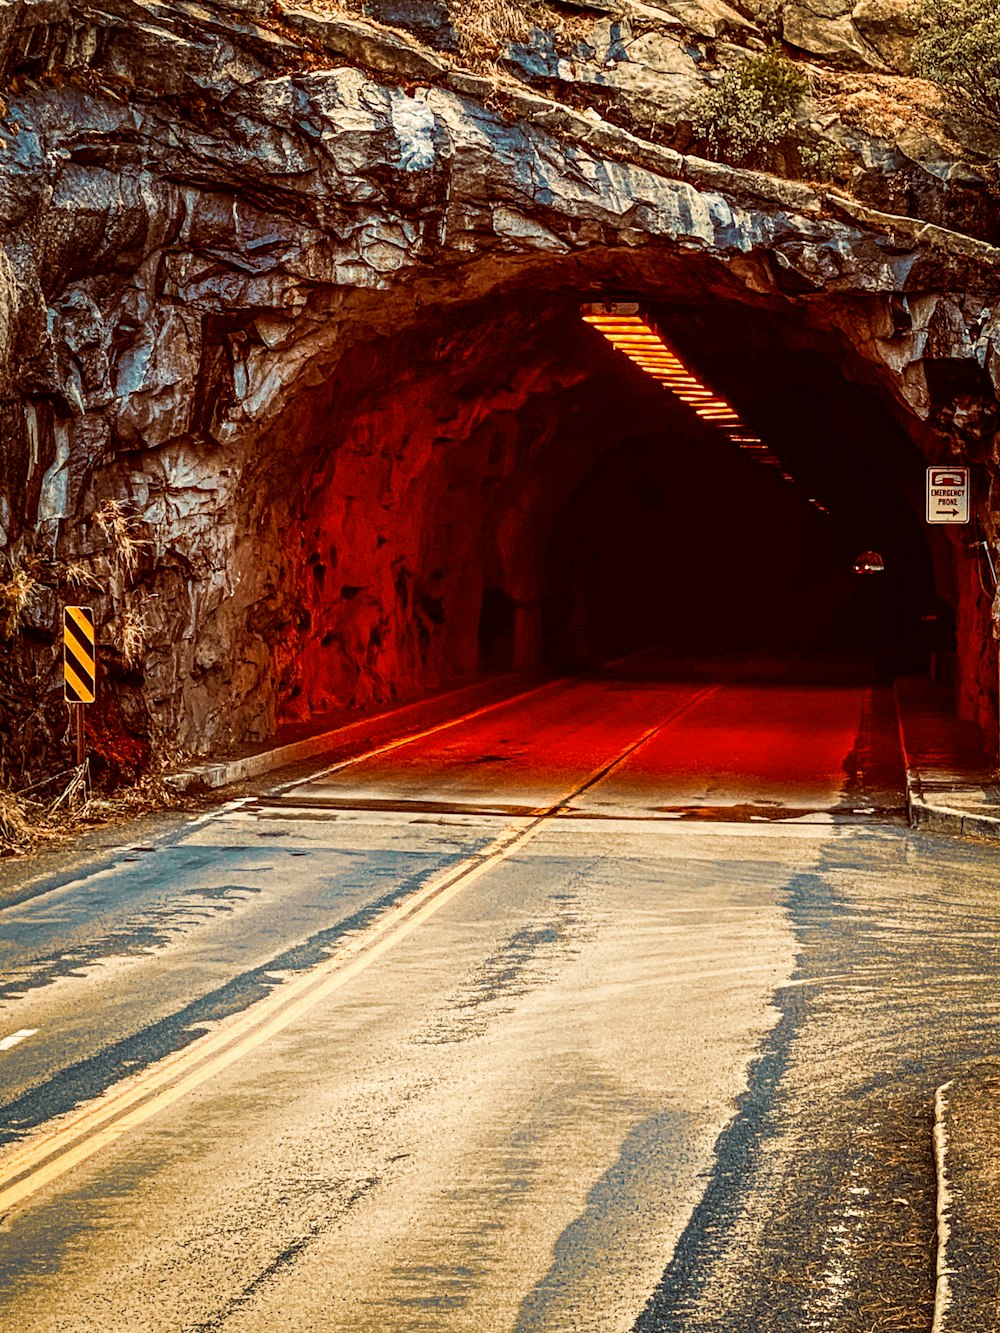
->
<box><xmin>783</xmin><ymin>1</ymin><xmax>887</xmax><ymax>69</ymax></box>
<box><xmin>851</xmin><ymin>0</ymin><xmax>919</xmax><ymax>72</ymax></box>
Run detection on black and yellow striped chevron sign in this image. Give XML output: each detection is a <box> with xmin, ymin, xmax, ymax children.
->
<box><xmin>63</xmin><ymin>606</ymin><xmax>96</xmax><ymax>704</ymax></box>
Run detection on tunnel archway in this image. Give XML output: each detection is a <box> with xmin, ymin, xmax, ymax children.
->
<box><xmin>234</xmin><ymin>256</ymin><xmax>983</xmax><ymax>751</ymax></box>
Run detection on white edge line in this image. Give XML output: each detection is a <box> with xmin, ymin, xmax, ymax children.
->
<box><xmin>0</xmin><ymin>1030</ymin><xmax>38</xmax><ymax>1052</ymax></box>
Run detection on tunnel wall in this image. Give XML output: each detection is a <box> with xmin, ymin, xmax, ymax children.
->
<box><xmin>2</xmin><ymin>0</ymin><xmax>1000</xmax><ymax>779</ymax></box>
<box><xmin>265</xmin><ymin>326</ymin><xmax>591</xmax><ymax>731</ymax></box>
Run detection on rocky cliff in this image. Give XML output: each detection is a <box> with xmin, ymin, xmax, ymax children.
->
<box><xmin>1</xmin><ymin>0</ymin><xmax>999</xmax><ymax>783</ymax></box>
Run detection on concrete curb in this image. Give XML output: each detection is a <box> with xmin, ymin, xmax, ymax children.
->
<box><xmin>893</xmin><ymin>682</ymin><xmax>1000</xmax><ymax>840</ymax></box>
<box><xmin>929</xmin><ymin>1066</ymin><xmax>1000</xmax><ymax>1333</ymax></box>
<box><xmin>932</xmin><ymin>1080</ymin><xmax>954</xmax><ymax>1333</ymax></box>
<box><xmin>910</xmin><ymin>800</ymin><xmax>1000</xmax><ymax>839</ymax></box>
<box><xmin>165</xmin><ymin>674</ymin><xmax>549</xmax><ymax>794</ymax></box>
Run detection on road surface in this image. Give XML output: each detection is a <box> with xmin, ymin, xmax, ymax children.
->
<box><xmin>0</xmin><ymin>654</ymin><xmax>994</xmax><ymax>1331</ymax></box>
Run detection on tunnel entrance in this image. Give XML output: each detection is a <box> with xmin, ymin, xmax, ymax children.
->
<box><xmin>239</xmin><ymin>258</ymin><xmax>986</xmax><ymax>756</ymax></box>
<box><xmin>544</xmin><ymin>430</ymin><xmax>868</xmax><ymax>665</ymax></box>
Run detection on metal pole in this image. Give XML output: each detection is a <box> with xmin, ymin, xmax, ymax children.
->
<box><xmin>75</xmin><ymin>703</ymin><xmax>86</xmax><ymax>768</ymax></box>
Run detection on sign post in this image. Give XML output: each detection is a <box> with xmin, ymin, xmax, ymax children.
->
<box><xmin>63</xmin><ymin>605</ymin><xmax>96</xmax><ymax>768</ymax></box>
<box><xmin>926</xmin><ymin>467</ymin><xmax>970</xmax><ymax>524</ymax></box>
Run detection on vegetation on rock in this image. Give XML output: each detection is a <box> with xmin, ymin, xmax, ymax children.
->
<box><xmin>911</xmin><ymin>0</ymin><xmax>1000</xmax><ymax>133</ymax></box>
<box><xmin>692</xmin><ymin>48</ymin><xmax>808</xmax><ymax>167</ymax></box>
<box><xmin>94</xmin><ymin>499</ymin><xmax>150</xmax><ymax>671</ymax></box>
<box><xmin>451</xmin><ymin>0</ymin><xmax>525</xmax><ymax>58</ymax></box>
<box><xmin>0</xmin><ymin>557</ymin><xmax>39</xmax><ymax>640</ymax></box>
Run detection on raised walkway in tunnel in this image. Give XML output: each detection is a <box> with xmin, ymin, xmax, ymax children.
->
<box><xmin>895</xmin><ymin>676</ymin><xmax>1000</xmax><ymax>838</ymax></box>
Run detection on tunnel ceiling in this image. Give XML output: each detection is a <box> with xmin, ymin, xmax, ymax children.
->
<box><xmin>642</xmin><ymin>297</ymin><xmax>931</xmax><ymax>533</ymax></box>
<box><xmin>3</xmin><ymin>0</ymin><xmax>1000</xmax><ymax>782</ymax></box>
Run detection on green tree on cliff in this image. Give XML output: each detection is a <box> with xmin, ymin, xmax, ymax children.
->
<box><xmin>911</xmin><ymin>0</ymin><xmax>1000</xmax><ymax>133</ymax></box>
<box><xmin>692</xmin><ymin>49</ymin><xmax>807</xmax><ymax>167</ymax></box>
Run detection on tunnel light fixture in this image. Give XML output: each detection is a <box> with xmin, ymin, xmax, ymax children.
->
<box><xmin>853</xmin><ymin>550</ymin><xmax>885</xmax><ymax>574</ymax></box>
<box><xmin>581</xmin><ymin>302</ymin><xmax>829</xmax><ymax>516</ymax></box>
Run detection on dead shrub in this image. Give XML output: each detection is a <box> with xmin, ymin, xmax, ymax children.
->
<box><xmin>94</xmin><ymin>498</ymin><xmax>149</xmax><ymax>580</ymax></box>
<box><xmin>0</xmin><ymin>562</ymin><xmax>39</xmax><ymax>639</ymax></box>
<box><xmin>0</xmin><ymin>788</ymin><xmax>32</xmax><ymax>857</ymax></box>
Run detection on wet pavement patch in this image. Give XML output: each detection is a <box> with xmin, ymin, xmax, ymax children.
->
<box><xmin>184</xmin><ymin>884</ymin><xmax>263</xmax><ymax>901</ymax></box>
<box><xmin>651</xmin><ymin>804</ymin><xmax>864</xmax><ymax>821</ymax></box>
<box><xmin>633</xmin><ymin>828</ymin><xmax>1000</xmax><ymax>1332</ymax></box>
<box><xmin>414</xmin><ymin>892</ymin><xmax>592</xmax><ymax>1045</ymax></box>
<box><xmin>0</xmin><ymin>856</ymin><xmax>480</xmax><ymax>1148</ymax></box>
<box><xmin>0</xmin><ymin>887</ymin><xmax>265</xmax><ymax>1002</ymax></box>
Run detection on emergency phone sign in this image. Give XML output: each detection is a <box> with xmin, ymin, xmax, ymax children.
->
<box><xmin>926</xmin><ymin>466</ymin><xmax>970</xmax><ymax>524</ymax></box>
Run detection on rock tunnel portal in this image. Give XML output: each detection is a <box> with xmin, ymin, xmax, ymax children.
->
<box><xmin>224</xmin><ymin>265</ymin><xmax>981</xmax><ymax>761</ymax></box>
<box><xmin>4</xmin><ymin>0</ymin><xmax>1000</xmax><ymax>783</ymax></box>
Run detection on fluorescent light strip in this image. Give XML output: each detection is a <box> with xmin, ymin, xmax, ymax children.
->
<box><xmin>581</xmin><ymin>304</ymin><xmax>829</xmax><ymax>515</ymax></box>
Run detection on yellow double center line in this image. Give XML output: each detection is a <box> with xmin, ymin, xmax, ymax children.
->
<box><xmin>0</xmin><ymin>684</ymin><xmax>717</xmax><ymax>1218</ymax></box>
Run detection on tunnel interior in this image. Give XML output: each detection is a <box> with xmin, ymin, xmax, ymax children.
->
<box><xmin>233</xmin><ymin>260</ymin><xmax>978</xmax><ymax>738</ymax></box>
<box><xmin>543</xmin><ymin>299</ymin><xmax>938</xmax><ymax>670</ymax></box>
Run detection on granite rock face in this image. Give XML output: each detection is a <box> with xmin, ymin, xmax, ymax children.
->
<box><xmin>1</xmin><ymin>0</ymin><xmax>999</xmax><ymax>778</ymax></box>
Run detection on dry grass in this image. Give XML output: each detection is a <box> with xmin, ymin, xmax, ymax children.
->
<box><xmin>61</xmin><ymin>560</ymin><xmax>103</xmax><ymax>592</ymax></box>
<box><xmin>0</xmin><ymin>768</ymin><xmax>202</xmax><ymax>860</ymax></box>
<box><xmin>452</xmin><ymin>0</ymin><xmax>527</xmax><ymax>59</ymax></box>
<box><xmin>0</xmin><ymin>562</ymin><xmax>39</xmax><ymax>639</ymax></box>
<box><xmin>811</xmin><ymin>68</ymin><xmax>954</xmax><ymax>146</ymax></box>
<box><xmin>94</xmin><ymin>499</ymin><xmax>148</xmax><ymax>580</ymax></box>
<box><xmin>0</xmin><ymin>788</ymin><xmax>32</xmax><ymax>856</ymax></box>
<box><xmin>115</xmin><ymin>604</ymin><xmax>148</xmax><ymax>669</ymax></box>
<box><xmin>288</xmin><ymin>0</ymin><xmax>365</xmax><ymax>16</ymax></box>
<box><xmin>289</xmin><ymin>0</ymin><xmax>552</xmax><ymax>65</ymax></box>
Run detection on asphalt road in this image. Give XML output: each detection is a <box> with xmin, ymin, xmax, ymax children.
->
<box><xmin>0</xmin><ymin>655</ymin><xmax>996</xmax><ymax>1331</ymax></box>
